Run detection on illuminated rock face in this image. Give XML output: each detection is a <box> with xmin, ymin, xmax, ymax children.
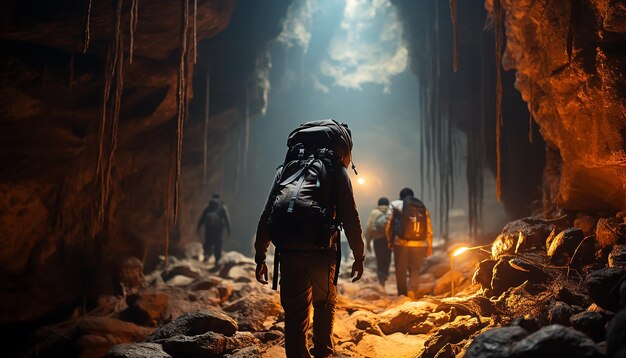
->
<box><xmin>497</xmin><ymin>0</ymin><xmax>626</xmax><ymax>212</ymax></box>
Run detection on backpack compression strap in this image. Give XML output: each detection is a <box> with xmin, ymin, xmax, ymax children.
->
<box><xmin>272</xmin><ymin>248</ymin><xmax>280</xmax><ymax>290</ymax></box>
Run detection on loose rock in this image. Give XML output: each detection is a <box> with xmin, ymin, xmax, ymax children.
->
<box><xmin>569</xmin><ymin>310</ymin><xmax>612</xmax><ymax>342</ymax></box>
<box><xmin>509</xmin><ymin>324</ymin><xmax>603</xmax><ymax>358</ymax></box>
<box><xmin>606</xmin><ymin>309</ymin><xmax>626</xmax><ymax>358</ymax></box>
<box><xmin>547</xmin><ymin>227</ymin><xmax>585</xmax><ymax>265</ymax></box>
<box><xmin>465</xmin><ymin>326</ymin><xmax>529</xmax><ymax>358</ymax></box>
<box><xmin>584</xmin><ymin>267</ymin><xmax>626</xmax><ymax>311</ymax></box>
<box><xmin>106</xmin><ymin>343</ymin><xmax>171</xmax><ymax>358</ymax></box>
<box><xmin>145</xmin><ymin>309</ymin><xmax>238</xmax><ymax>342</ymax></box>
<box><xmin>609</xmin><ymin>244</ymin><xmax>626</xmax><ymax>268</ymax></box>
<box><xmin>222</xmin><ymin>291</ymin><xmax>281</xmax><ymax>331</ymax></box>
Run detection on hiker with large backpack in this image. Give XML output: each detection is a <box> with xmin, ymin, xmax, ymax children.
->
<box><xmin>386</xmin><ymin>187</ymin><xmax>432</xmax><ymax>299</ymax></box>
<box><xmin>365</xmin><ymin>197</ymin><xmax>392</xmax><ymax>287</ymax></box>
<box><xmin>196</xmin><ymin>194</ymin><xmax>231</xmax><ymax>265</ymax></box>
<box><xmin>254</xmin><ymin>119</ymin><xmax>364</xmax><ymax>358</ymax></box>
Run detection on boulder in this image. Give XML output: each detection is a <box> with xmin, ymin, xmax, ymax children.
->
<box><xmin>500</xmin><ymin>217</ymin><xmax>554</xmax><ymax>253</ymax></box>
<box><xmin>161</xmin><ymin>265</ymin><xmax>202</xmax><ymax>281</ymax></box>
<box><xmin>472</xmin><ymin>259</ymin><xmax>496</xmax><ymax>289</ymax></box>
<box><xmin>547</xmin><ymin>227</ymin><xmax>586</xmax><ymax>265</ymax></box>
<box><xmin>509</xmin><ymin>325</ymin><xmax>603</xmax><ymax>358</ymax></box>
<box><xmin>490</xmin><ymin>259</ymin><xmax>529</xmax><ymax>296</ymax></box>
<box><xmin>548</xmin><ymin>301</ymin><xmax>577</xmax><ymax>326</ymax></box>
<box><xmin>156</xmin><ymin>331</ymin><xmax>258</xmax><ymax>358</ymax></box>
<box><xmin>225</xmin><ymin>346</ymin><xmax>263</xmax><ymax>358</ymax></box>
<box><xmin>492</xmin><ymin>233</ymin><xmax>518</xmax><ymax>259</ymax></box>
<box><xmin>145</xmin><ymin>309</ymin><xmax>238</xmax><ymax>342</ymax></box>
<box><xmin>222</xmin><ymin>291</ymin><xmax>281</xmax><ymax>331</ymax></box>
<box><xmin>376</xmin><ymin>301</ymin><xmax>437</xmax><ymax>335</ymax></box>
<box><xmin>609</xmin><ymin>244</ymin><xmax>626</xmax><ymax>268</ymax></box>
<box><xmin>465</xmin><ymin>326</ymin><xmax>529</xmax><ymax>358</ymax></box>
<box><xmin>187</xmin><ymin>277</ymin><xmax>221</xmax><ymax>291</ymax></box>
<box><xmin>570</xmin><ymin>310</ymin><xmax>613</xmax><ymax>342</ymax></box>
<box><xmin>107</xmin><ymin>343</ymin><xmax>171</xmax><ymax>358</ymax></box>
<box><xmin>123</xmin><ymin>292</ymin><xmax>170</xmax><ymax>326</ymax></box>
<box><xmin>596</xmin><ymin>218</ymin><xmax>621</xmax><ymax>248</ymax></box>
<box><xmin>607</xmin><ymin>309</ymin><xmax>626</xmax><ymax>358</ymax></box>
<box><xmin>584</xmin><ymin>267</ymin><xmax>626</xmax><ymax>311</ymax></box>
<box><xmin>158</xmin><ymin>332</ymin><xmax>228</xmax><ymax>358</ymax></box>
<box><xmin>422</xmin><ymin>316</ymin><xmax>487</xmax><ymax>358</ymax></box>
<box><xmin>252</xmin><ymin>330</ymin><xmax>284</xmax><ymax>343</ymax></box>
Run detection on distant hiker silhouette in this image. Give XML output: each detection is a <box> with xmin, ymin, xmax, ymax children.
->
<box><xmin>365</xmin><ymin>197</ymin><xmax>391</xmax><ymax>287</ymax></box>
<box><xmin>197</xmin><ymin>194</ymin><xmax>231</xmax><ymax>265</ymax></box>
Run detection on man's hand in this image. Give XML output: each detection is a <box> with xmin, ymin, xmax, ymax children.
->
<box><xmin>255</xmin><ymin>263</ymin><xmax>269</xmax><ymax>284</ymax></box>
<box><xmin>350</xmin><ymin>260</ymin><xmax>364</xmax><ymax>282</ymax></box>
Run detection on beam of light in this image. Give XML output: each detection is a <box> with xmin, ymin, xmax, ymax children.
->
<box><xmin>452</xmin><ymin>246</ymin><xmax>469</xmax><ymax>257</ymax></box>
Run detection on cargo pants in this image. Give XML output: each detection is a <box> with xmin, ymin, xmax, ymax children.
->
<box><xmin>279</xmin><ymin>248</ymin><xmax>337</xmax><ymax>358</ymax></box>
<box><xmin>394</xmin><ymin>246</ymin><xmax>427</xmax><ymax>296</ymax></box>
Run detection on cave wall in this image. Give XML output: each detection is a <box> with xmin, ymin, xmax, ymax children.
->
<box><xmin>496</xmin><ymin>0</ymin><xmax>626</xmax><ymax>213</ymax></box>
<box><xmin>0</xmin><ymin>0</ymin><xmax>291</xmax><ymax>324</ymax></box>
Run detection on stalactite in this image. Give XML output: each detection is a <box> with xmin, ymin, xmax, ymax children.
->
<box><xmin>130</xmin><ymin>0</ymin><xmax>139</xmax><ymax>64</ymax></box>
<box><xmin>567</xmin><ymin>0</ymin><xmax>580</xmax><ymax>63</ymax></box>
<box><xmin>83</xmin><ymin>0</ymin><xmax>93</xmax><ymax>53</ymax></box>
<box><xmin>203</xmin><ymin>71</ymin><xmax>210</xmax><ymax>184</ymax></box>
<box><xmin>449</xmin><ymin>0</ymin><xmax>458</xmax><ymax>72</ymax></box>
<box><xmin>193</xmin><ymin>0</ymin><xmax>198</xmax><ymax>64</ymax></box>
<box><xmin>96</xmin><ymin>0</ymin><xmax>124</xmax><ymax>223</ymax></box>
<box><xmin>165</xmin><ymin>143</ymin><xmax>175</xmax><ymax>267</ymax></box>
<box><xmin>494</xmin><ymin>0</ymin><xmax>504</xmax><ymax>202</ymax></box>
<box><xmin>93</xmin><ymin>0</ymin><xmax>125</xmax><ymax>237</ymax></box>
<box><xmin>173</xmin><ymin>0</ymin><xmax>190</xmax><ymax>225</ymax></box>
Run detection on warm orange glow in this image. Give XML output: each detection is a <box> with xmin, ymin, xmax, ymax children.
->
<box><xmin>452</xmin><ymin>246</ymin><xmax>469</xmax><ymax>257</ymax></box>
<box><xmin>357</xmin><ymin>177</ymin><xmax>365</xmax><ymax>185</ymax></box>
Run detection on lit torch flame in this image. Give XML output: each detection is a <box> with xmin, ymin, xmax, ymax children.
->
<box><xmin>452</xmin><ymin>246</ymin><xmax>469</xmax><ymax>257</ymax></box>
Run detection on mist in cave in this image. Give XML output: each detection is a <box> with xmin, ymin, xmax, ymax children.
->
<box><xmin>223</xmin><ymin>0</ymin><xmax>509</xmax><ymax>256</ymax></box>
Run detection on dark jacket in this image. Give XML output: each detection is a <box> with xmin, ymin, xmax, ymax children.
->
<box><xmin>254</xmin><ymin>165</ymin><xmax>364</xmax><ymax>264</ymax></box>
<box><xmin>197</xmin><ymin>199</ymin><xmax>231</xmax><ymax>236</ymax></box>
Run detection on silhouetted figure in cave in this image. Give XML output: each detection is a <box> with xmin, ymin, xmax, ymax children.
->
<box><xmin>254</xmin><ymin>120</ymin><xmax>364</xmax><ymax>358</ymax></box>
<box><xmin>386</xmin><ymin>187</ymin><xmax>432</xmax><ymax>299</ymax></box>
<box><xmin>365</xmin><ymin>197</ymin><xmax>391</xmax><ymax>287</ymax></box>
<box><xmin>196</xmin><ymin>194</ymin><xmax>231</xmax><ymax>265</ymax></box>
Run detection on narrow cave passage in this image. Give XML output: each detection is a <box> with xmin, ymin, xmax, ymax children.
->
<box><xmin>1</xmin><ymin>0</ymin><xmax>625</xmax><ymax>357</ymax></box>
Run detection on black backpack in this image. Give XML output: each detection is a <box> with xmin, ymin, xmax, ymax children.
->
<box><xmin>202</xmin><ymin>199</ymin><xmax>223</xmax><ymax>231</ymax></box>
<box><xmin>268</xmin><ymin>119</ymin><xmax>353</xmax><ymax>250</ymax></box>
<box><xmin>398</xmin><ymin>196</ymin><xmax>428</xmax><ymax>240</ymax></box>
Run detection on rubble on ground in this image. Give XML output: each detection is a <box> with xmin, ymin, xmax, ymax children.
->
<box><xmin>23</xmin><ymin>213</ymin><xmax>626</xmax><ymax>357</ymax></box>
